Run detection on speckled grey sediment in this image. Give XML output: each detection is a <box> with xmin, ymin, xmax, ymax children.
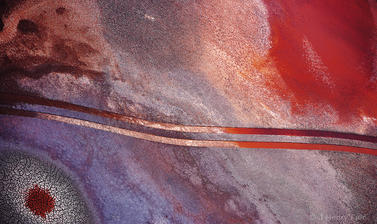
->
<box><xmin>0</xmin><ymin>150</ymin><xmax>93</xmax><ymax>224</ymax></box>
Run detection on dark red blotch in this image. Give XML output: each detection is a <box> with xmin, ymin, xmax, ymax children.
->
<box><xmin>25</xmin><ymin>184</ymin><xmax>55</xmax><ymax>219</ymax></box>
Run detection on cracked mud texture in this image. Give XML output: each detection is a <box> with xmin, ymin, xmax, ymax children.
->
<box><xmin>0</xmin><ymin>150</ymin><xmax>94</xmax><ymax>224</ymax></box>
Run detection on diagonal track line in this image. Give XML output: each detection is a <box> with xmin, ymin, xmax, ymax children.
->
<box><xmin>0</xmin><ymin>107</ymin><xmax>376</xmax><ymax>156</ymax></box>
<box><xmin>1</xmin><ymin>93</ymin><xmax>377</xmax><ymax>144</ymax></box>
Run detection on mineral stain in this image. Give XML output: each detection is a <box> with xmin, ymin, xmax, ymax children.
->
<box><xmin>25</xmin><ymin>184</ymin><xmax>55</xmax><ymax>219</ymax></box>
<box><xmin>264</xmin><ymin>0</ymin><xmax>377</xmax><ymax>122</ymax></box>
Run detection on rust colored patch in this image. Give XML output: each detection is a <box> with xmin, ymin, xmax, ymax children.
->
<box><xmin>264</xmin><ymin>0</ymin><xmax>377</xmax><ymax>123</ymax></box>
<box><xmin>25</xmin><ymin>184</ymin><xmax>55</xmax><ymax>219</ymax></box>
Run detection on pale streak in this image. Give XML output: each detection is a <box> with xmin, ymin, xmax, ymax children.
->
<box><xmin>36</xmin><ymin>112</ymin><xmax>236</xmax><ymax>148</ymax></box>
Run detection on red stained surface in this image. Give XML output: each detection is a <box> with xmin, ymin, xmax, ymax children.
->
<box><xmin>264</xmin><ymin>0</ymin><xmax>377</xmax><ymax>122</ymax></box>
<box><xmin>25</xmin><ymin>185</ymin><xmax>55</xmax><ymax>219</ymax></box>
<box><xmin>236</xmin><ymin>141</ymin><xmax>377</xmax><ymax>156</ymax></box>
<box><xmin>225</xmin><ymin>127</ymin><xmax>377</xmax><ymax>143</ymax></box>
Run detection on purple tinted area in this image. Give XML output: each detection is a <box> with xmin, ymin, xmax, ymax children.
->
<box><xmin>0</xmin><ymin>115</ymin><xmax>210</xmax><ymax>223</ymax></box>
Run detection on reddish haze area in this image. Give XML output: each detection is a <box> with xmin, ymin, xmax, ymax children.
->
<box><xmin>264</xmin><ymin>0</ymin><xmax>376</xmax><ymax>123</ymax></box>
